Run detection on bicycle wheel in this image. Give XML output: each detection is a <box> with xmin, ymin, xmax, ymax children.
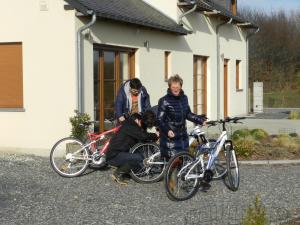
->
<box><xmin>50</xmin><ymin>137</ymin><xmax>89</xmax><ymax>178</ymax></box>
<box><xmin>164</xmin><ymin>152</ymin><xmax>201</xmax><ymax>201</ymax></box>
<box><xmin>130</xmin><ymin>143</ymin><xmax>166</xmax><ymax>183</ymax></box>
<box><xmin>225</xmin><ymin>145</ymin><xmax>240</xmax><ymax>191</ymax></box>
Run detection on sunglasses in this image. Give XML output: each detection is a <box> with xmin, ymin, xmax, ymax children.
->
<box><xmin>130</xmin><ymin>89</ymin><xmax>140</xmax><ymax>94</ymax></box>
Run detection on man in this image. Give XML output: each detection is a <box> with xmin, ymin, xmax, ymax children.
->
<box><xmin>106</xmin><ymin>112</ymin><xmax>159</xmax><ymax>185</ymax></box>
<box><xmin>115</xmin><ymin>78</ymin><xmax>151</xmax><ymax>123</ymax></box>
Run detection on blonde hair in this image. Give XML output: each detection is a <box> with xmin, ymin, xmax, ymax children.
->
<box><xmin>168</xmin><ymin>74</ymin><xmax>183</xmax><ymax>87</ymax></box>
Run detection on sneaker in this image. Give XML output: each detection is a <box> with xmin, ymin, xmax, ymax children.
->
<box><xmin>111</xmin><ymin>172</ymin><xmax>128</xmax><ymax>185</ymax></box>
<box><xmin>199</xmin><ymin>181</ymin><xmax>211</xmax><ymax>192</ymax></box>
<box><xmin>59</xmin><ymin>163</ymin><xmax>68</xmax><ymax>172</ymax></box>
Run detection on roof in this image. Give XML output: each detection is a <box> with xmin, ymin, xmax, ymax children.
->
<box><xmin>65</xmin><ymin>0</ymin><xmax>188</xmax><ymax>35</ymax></box>
<box><xmin>181</xmin><ymin>0</ymin><xmax>259</xmax><ymax>29</ymax></box>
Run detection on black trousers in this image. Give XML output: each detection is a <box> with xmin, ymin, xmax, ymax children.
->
<box><xmin>108</xmin><ymin>152</ymin><xmax>143</xmax><ymax>174</ymax></box>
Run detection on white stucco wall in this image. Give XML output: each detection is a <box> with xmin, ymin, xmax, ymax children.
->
<box><xmin>0</xmin><ymin>0</ymin><xmax>248</xmax><ymax>154</ymax></box>
<box><xmin>0</xmin><ymin>0</ymin><xmax>76</xmax><ymax>155</ymax></box>
<box><xmin>219</xmin><ymin>24</ymin><xmax>247</xmax><ymax>117</ymax></box>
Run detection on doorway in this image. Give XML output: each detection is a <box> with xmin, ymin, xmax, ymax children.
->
<box><xmin>94</xmin><ymin>45</ymin><xmax>135</xmax><ymax>131</ymax></box>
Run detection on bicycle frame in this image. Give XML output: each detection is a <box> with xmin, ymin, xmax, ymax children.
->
<box><xmin>183</xmin><ymin>128</ymin><xmax>228</xmax><ymax>180</ymax></box>
<box><xmin>70</xmin><ymin>125</ymin><xmax>121</xmax><ymax>160</ymax></box>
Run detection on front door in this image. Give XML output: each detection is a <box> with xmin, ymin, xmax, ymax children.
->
<box><xmin>94</xmin><ymin>45</ymin><xmax>135</xmax><ymax>131</ymax></box>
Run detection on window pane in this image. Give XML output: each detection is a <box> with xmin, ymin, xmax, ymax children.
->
<box><xmin>93</xmin><ymin>50</ymin><xmax>100</xmax><ymax>122</ymax></box>
<box><xmin>104</xmin><ymin>51</ymin><xmax>115</xmax><ymax>79</ymax></box>
<box><xmin>120</xmin><ymin>53</ymin><xmax>129</xmax><ymax>83</ymax></box>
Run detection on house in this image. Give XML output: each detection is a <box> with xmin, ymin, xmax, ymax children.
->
<box><xmin>0</xmin><ymin>0</ymin><xmax>258</xmax><ymax>155</ymax></box>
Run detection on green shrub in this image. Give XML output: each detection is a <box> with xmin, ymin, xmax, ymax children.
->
<box><xmin>232</xmin><ymin>129</ymin><xmax>251</xmax><ymax>141</ymax></box>
<box><xmin>289</xmin><ymin>133</ymin><xmax>298</xmax><ymax>138</ymax></box>
<box><xmin>288</xmin><ymin>111</ymin><xmax>300</xmax><ymax>120</ymax></box>
<box><xmin>234</xmin><ymin>136</ymin><xmax>257</xmax><ymax>158</ymax></box>
<box><xmin>250</xmin><ymin>129</ymin><xmax>269</xmax><ymax>140</ymax></box>
<box><xmin>241</xmin><ymin>194</ymin><xmax>268</xmax><ymax>225</ymax></box>
<box><xmin>70</xmin><ymin>110</ymin><xmax>91</xmax><ymax>141</ymax></box>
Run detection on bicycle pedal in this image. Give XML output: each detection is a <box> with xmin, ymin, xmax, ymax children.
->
<box><xmin>203</xmin><ymin>169</ymin><xmax>213</xmax><ymax>183</ymax></box>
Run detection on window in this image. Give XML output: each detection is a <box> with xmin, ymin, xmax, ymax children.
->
<box><xmin>164</xmin><ymin>51</ymin><xmax>171</xmax><ymax>81</ymax></box>
<box><xmin>236</xmin><ymin>60</ymin><xmax>242</xmax><ymax>91</ymax></box>
<box><xmin>230</xmin><ymin>0</ymin><xmax>237</xmax><ymax>16</ymax></box>
<box><xmin>193</xmin><ymin>56</ymin><xmax>207</xmax><ymax>115</ymax></box>
<box><xmin>0</xmin><ymin>43</ymin><xmax>23</xmax><ymax>108</ymax></box>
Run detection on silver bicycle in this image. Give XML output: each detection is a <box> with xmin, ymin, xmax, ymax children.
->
<box><xmin>164</xmin><ymin>117</ymin><xmax>245</xmax><ymax>201</ymax></box>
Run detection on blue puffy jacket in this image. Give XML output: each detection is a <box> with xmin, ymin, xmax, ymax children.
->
<box><xmin>115</xmin><ymin>80</ymin><xmax>151</xmax><ymax>119</ymax></box>
<box><xmin>157</xmin><ymin>89</ymin><xmax>205</xmax><ymax>155</ymax></box>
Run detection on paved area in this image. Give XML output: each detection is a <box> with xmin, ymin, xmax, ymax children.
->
<box><xmin>0</xmin><ymin>153</ymin><xmax>299</xmax><ymax>225</ymax></box>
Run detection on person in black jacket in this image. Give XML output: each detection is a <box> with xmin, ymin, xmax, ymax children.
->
<box><xmin>157</xmin><ymin>74</ymin><xmax>207</xmax><ymax>159</ymax></box>
<box><xmin>106</xmin><ymin>112</ymin><xmax>159</xmax><ymax>185</ymax></box>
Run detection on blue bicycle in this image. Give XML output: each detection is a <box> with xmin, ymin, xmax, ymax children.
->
<box><xmin>164</xmin><ymin>117</ymin><xmax>245</xmax><ymax>201</ymax></box>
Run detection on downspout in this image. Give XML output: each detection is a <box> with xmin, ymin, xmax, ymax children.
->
<box><xmin>216</xmin><ymin>18</ymin><xmax>232</xmax><ymax>119</ymax></box>
<box><xmin>76</xmin><ymin>11</ymin><xmax>97</xmax><ymax>113</ymax></box>
<box><xmin>178</xmin><ymin>1</ymin><xmax>197</xmax><ymax>33</ymax></box>
<box><xmin>246</xmin><ymin>27</ymin><xmax>259</xmax><ymax>114</ymax></box>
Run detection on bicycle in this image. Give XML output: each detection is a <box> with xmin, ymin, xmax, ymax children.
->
<box><xmin>50</xmin><ymin>119</ymin><xmax>121</xmax><ymax>178</ymax></box>
<box><xmin>164</xmin><ymin>116</ymin><xmax>245</xmax><ymax>201</ymax></box>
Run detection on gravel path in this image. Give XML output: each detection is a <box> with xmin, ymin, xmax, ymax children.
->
<box><xmin>0</xmin><ymin>153</ymin><xmax>299</xmax><ymax>225</ymax></box>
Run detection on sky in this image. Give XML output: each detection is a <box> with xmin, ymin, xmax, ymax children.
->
<box><xmin>238</xmin><ymin>0</ymin><xmax>300</xmax><ymax>13</ymax></box>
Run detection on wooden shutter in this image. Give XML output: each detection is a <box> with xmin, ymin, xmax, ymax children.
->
<box><xmin>0</xmin><ymin>43</ymin><xmax>23</xmax><ymax>108</ymax></box>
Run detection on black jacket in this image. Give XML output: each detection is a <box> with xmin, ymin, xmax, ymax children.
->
<box><xmin>157</xmin><ymin>89</ymin><xmax>205</xmax><ymax>151</ymax></box>
<box><xmin>106</xmin><ymin>118</ymin><xmax>158</xmax><ymax>160</ymax></box>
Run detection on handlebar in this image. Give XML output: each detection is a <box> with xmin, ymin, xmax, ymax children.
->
<box><xmin>206</xmin><ymin>117</ymin><xmax>246</xmax><ymax>128</ymax></box>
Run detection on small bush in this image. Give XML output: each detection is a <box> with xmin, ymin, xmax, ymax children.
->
<box><xmin>289</xmin><ymin>111</ymin><xmax>300</xmax><ymax>120</ymax></box>
<box><xmin>289</xmin><ymin>133</ymin><xmax>298</xmax><ymax>138</ymax></box>
<box><xmin>272</xmin><ymin>134</ymin><xmax>297</xmax><ymax>149</ymax></box>
<box><xmin>234</xmin><ymin>136</ymin><xmax>257</xmax><ymax>158</ymax></box>
<box><xmin>250</xmin><ymin>129</ymin><xmax>269</xmax><ymax>140</ymax></box>
<box><xmin>232</xmin><ymin>129</ymin><xmax>251</xmax><ymax>141</ymax></box>
<box><xmin>70</xmin><ymin>110</ymin><xmax>91</xmax><ymax>141</ymax></box>
<box><xmin>241</xmin><ymin>194</ymin><xmax>268</xmax><ymax>225</ymax></box>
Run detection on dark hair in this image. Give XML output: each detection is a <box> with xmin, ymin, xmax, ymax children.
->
<box><xmin>141</xmin><ymin>110</ymin><xmax>157</xmax><ymax>129</ymax></box>
<box><xmin>130</xmin><ymin>78</ymin><xmax>142</xmax><ymax>90</ymax></box>
<box><xmin>130</xmin><ymin>113</ymin><xmax>142</xmax><ymax>121</ymax></box>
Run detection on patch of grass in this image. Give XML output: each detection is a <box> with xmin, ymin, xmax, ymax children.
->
<box><xmin>271</xmin><ymin>134</ymin><xmax>298</xmax><ymax>149</ymax></box>
<box><xmin>241</xmin><ymin>194</ymin><xmax>268</xmax><ymax>225</ymax></box>
<box><xmin>264</xmin><ymin>90</ymin><xmax>300</xmax><ymax>107</ymax></box>
<box><xmin>288</xmin><ymin>111</ymin><xmax>300</xmax><ymax>120</ymax></box>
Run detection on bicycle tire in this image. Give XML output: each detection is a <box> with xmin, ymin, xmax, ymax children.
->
<box><xmin>50</xmin><ymin>137</ymin><xmax>89</xmax><ymax>178</ymax></box>
<box><xmin>225</xmin><ymin>145</ymin><xmax>240</xmax><ymax>191</ymax></box>
<box><xmin>164</xmin><ymin>152</ymin><xmax>201</xmax><ymax>201</ymax></box>
<box><xmin>129</xmin><ymin>143</ymin><xmax>166</xmax><ymax>183</ymax></box>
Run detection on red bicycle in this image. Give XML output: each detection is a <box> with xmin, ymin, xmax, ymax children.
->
<box><xmin>50</xmin><ymin>120</ymin><xmax>121</xmax><ymax>177</ymax></box>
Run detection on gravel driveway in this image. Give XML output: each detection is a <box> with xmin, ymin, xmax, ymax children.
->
<box><xmin>0</xmin><ymin>153</ymin><xmax>299</xmax><ymax>225</ymax></box>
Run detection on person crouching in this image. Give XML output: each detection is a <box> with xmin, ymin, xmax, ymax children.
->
<box><xmin>106</xmin><ymin>112</ymin><xmax>159</xmax><ymax>185</ymax></box>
